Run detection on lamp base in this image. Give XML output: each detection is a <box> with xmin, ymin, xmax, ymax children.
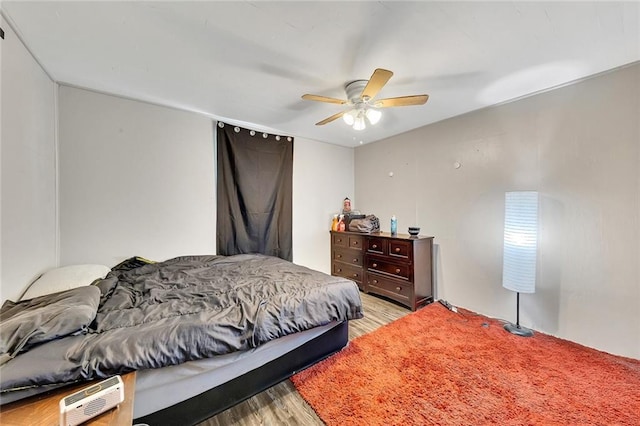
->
<box><xmin>504</xmin><ymin>322</ymin><xmax>534</xmax><ymax>337</ymax></box>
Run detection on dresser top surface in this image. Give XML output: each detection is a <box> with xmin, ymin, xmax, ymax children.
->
<box><xmin>331</xmin><ymin>230</ymin><xmax>434</xmax><ymax>241</ymax></box>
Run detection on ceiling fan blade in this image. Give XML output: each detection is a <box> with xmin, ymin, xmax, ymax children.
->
<box><xmin>302</xmin><ymin>94</ymin><xmax>347</xmax><ymax>105</ymax></box>
<box><xmin>361</xmin><ymin>68</ymin><xmax>393</xmax><ymax>100</ymax></box>
<box><xmin>316</xmin><ymin>111</ymin><xmax>346</xmax><ymax>126</ymax></box>
<box><xmin>375</xmin><ymin>94</ymin><xmax>429</xmax><ymax>108</ymax></box>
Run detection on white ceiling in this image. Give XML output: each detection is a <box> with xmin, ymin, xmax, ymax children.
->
<box><xmin>3</xmin><ymin>1</ymin><xmax>639</xmax><ymax>147</ymax></box>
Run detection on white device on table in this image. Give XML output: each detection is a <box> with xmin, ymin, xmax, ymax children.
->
<box><xmin>59</xmin><ymin>375</ymin><xmax>124</xmax><ymax>426</ymax></box>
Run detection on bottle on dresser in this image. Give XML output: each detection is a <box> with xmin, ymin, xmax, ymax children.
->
<box><xmin>331</xmin><ymin>214</ymin><xmax>339</xmax><ymax>231</ymax></box>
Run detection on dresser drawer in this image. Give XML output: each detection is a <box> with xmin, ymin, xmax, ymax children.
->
<box><xmin>366</xmin><ymin>236</ymin><xmax>386</xmax><ymax>255</ymax></box>
<box><xmin>367</xmin><ymin>272</ymin><xmax>412</xmax><ymax>304</ymax></box>
<box><xmin>389</xmin><ymin>240</ymin><xmax>412</xmax><ymax>260</ymax></box>
<box><xmin>332</xmin><ymin>233</ymin><xmax>349</xmax><ymax>248</ymax></box>
<box><xmin>348</xmin><ymin>234</ymin><xmax>364</xmax><ymax>250</ymax></box>
<box><xmin>367</xmin><ymin>257</ymin><xmax>410</xmax><ymax>280</ymax></box>
<box><xmin>332</xmin><ymin>262</ymin><xmax>364</xmax><ymax>286</ymax></box>
<box><xmin>332</xmin><ymin>248</ymin><xmax>363</xmax><ymax>267</ymax></box>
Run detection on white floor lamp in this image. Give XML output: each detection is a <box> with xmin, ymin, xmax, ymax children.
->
<box><xmin>502</xmin><ymin>191</ymin><xmax>538</xmax><ymax>337</ymax></box>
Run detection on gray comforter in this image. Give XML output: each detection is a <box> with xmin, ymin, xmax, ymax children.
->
<box><xmin>0</xmin><ymin>254</ymin><xmax>363</xmax><ymax>401</ymax></box>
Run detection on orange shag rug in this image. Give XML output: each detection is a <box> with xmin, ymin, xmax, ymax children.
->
<box><xmin>291</xmin><ymin>302</ymin><xmax>640</xmax><ymax>425</ymax></box>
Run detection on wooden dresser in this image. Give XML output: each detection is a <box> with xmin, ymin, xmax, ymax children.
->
<box><xmin>331</xmin><ymin>231</ymin><xmax>434</xmax><ymax>311</ymax></box>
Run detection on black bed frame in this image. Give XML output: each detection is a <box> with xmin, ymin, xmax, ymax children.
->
<box><xmin>134</xmin><ymin>320</ymin><xmax>349</xmax><ymax>426</ymax></box>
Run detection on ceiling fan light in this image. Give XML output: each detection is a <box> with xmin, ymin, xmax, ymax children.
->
<box><xmin>343</xmin><ymin>110</ymin><xmax>356</xmax><ymax>126</ymax></box>
<box><xmin>365</xmin><ymin>108</ymin><xmax>382</xmax><ymax>125</ymax></box>
<box><xmin>353</xmin><ymin>116</ymin><xmax>366</xmax><ymax>131</ymax></box>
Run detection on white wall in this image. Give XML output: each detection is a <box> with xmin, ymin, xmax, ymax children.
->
<box><xmin>293</xmin><ymin>137</ymin><xmax>353</xmax><ymax>273</ymax></box>
<box><xmin>58</xmin><ymin>86</ymin><xmax>216</xmax><ymax>265</ymax></box>
<box><xmin>355</xmin><ymin>63</ymin><xmax>639</xmax><ymax>359</ymax></box>
<box><xmin>58</xmin><ymin>87</ymin><xmax>354</xmax><ymax>273</ymax></box>
<box><xmin>1</xmin><ymin>17</ymin><xmax>57</xmax><ymax>303</ymax></box>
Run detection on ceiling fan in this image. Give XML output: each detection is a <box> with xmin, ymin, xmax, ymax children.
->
<box><xmin>302</xmin><ymin>68</ymin><xmax>429</xmax><ymax>130</ymax></box>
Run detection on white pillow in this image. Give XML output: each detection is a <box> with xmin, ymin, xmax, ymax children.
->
<box><xmin>20</xmin><ymin>264</ymin><xmax>111</xmax><ymax>300</ymax></box>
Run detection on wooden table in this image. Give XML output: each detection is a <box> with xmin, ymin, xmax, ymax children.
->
<box><xmin>0</xmin><ymin>372</ymin><xmax>136</xmax><ymax>426</ymax></box>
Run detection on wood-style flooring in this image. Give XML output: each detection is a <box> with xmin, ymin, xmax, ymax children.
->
<box><xmin>198</xmin><ymin>293</ymin><xmax>410</xmax><ymax>426</ymax></box>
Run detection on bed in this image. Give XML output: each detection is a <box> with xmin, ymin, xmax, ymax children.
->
<box><xmin>0</xmin><ymin>254</ymin><xmax>363</xmax><ymax>425</ymax></box>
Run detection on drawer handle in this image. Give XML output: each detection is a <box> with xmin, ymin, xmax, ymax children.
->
<box><xmin>353</xmin><ymin>273</ymin><xmax>358</xmax><ymax>278</ymax></box>
<box><xmin>372</xmin><ymin>263</ymin><xmax>378</xmax><ymax>268</ymax></box>
<box><xmin>395</xmin><ymin>247</ymin><xmax>401</xmax><ymax>253</ymax></box>
<box><xmin>372</xmin><ymin>279</ymin><xmax>378</xmax><ymax>284</ymax></box>
<box><xmin>372</xmin><ymin>244</ymin><xmax>378</xmax><ymax>249</ymax></box>
<box><xmin>353</xmin><ymin>241</ymin><xmax>359</xmax><ymax>246</ymax></box>
<box><xmin>337</xmin><ymin>268</ymin><xmax>342</xmax><ymax>272</ymax></box>
<box><xmin>353</xmin><ymin>259</ymin><xmax>358</xmax><ymax>263</ymax></box>
<box><xmin>395</xmin><ymin>268</ymin><xmax>401</xmax><ymax>274</ymax></box>
<box><xmin>396</xmin><ymin>286</ymin><xmax>401</xmax><ymax>291</ymax></box>
<box><xmin>337</xmin><ymin>254</ymin><xmax>342</xmax><ymax>258</ymax></box>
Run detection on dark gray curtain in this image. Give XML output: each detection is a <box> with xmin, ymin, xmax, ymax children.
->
<box><xmin>216</xmin><ymin>124</ymin><xmax>293</xmax><ymax>261</ymax></box>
